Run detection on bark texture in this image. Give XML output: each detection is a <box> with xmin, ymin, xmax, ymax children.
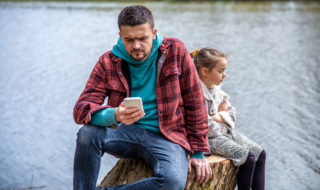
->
<box><xmin>100</xmin><ymin>155</ymin><xmax>239</xmax><ymax>190</ymax></box>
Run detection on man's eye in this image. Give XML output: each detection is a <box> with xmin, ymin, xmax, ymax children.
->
<box><xmin>140</xmin><ymin>37</ymin><xmax>147</xmax><ymax>41</ymax></box>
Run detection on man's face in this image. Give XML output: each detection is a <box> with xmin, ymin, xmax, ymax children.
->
<box><xmin>119</xmin><ymin>23</ymin><xmax>157</xmax><ymax>61</ymax></box>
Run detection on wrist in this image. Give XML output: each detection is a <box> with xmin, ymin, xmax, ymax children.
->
<box><xmin>114</xmin><ymin>107</ymin><xmax>120</xmax><ymax>122</ymax></box>
<box><xmin>191</xmin><ymin>151</ymin><xmax>205</xmax><ymax>159</ymax></box>
<box><xmin>213</xmin><ymin>113</ymin><xmax>223</xmax><ymax>123</ymax></box>
<box><xmin>212</xmin><ymin>114</ymin><xmax>219</xmax><ymax>121</ymax></box>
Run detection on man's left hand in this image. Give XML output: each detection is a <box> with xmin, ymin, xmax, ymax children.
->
<box><xmin>188</xmin><ymin>157</ymin><xmax>213</xmax><ymax>183</ymax></box>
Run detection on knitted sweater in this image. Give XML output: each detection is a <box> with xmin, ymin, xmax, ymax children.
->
<box><xmin>200</xmin><ymin>80</ymin><xmax>263</xmax><ymax>165</ymax></box>
<box><xmin>200</xmin><ymin>81</ymin><xmax>236</xmax><ymax>137</ymax></box>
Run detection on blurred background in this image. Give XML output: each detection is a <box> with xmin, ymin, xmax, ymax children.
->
<box><xmin>0</xmin><ymin>0</ymin><xmax>319</xmax><ymax>189</ymax></box>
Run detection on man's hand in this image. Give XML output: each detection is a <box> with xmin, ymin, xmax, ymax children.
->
<box><xmin>188</xmin><ymin>157</ymin><xmax>212</xmax><ymax>183</ymax></box>
<box><xmin>218</xmin><ymin>100</ymin><xmax>228</xmax><ymax>112</ymax></box>
<box><xmin>114</xmin><ymin>102</ymin><xmax>145</xmax><ymax>125</ymax></box>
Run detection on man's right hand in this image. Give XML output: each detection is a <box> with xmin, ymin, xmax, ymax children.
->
<box><xmin>114</xmin><ymin>102</ymin><xmax>145</xmax><ymax>125</ymax></box>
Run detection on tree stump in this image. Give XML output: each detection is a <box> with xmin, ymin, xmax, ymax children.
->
<box><xmin>100</xmin><ymin>155</ymin><xmax>239</xmax><ymax>190</ymax></box>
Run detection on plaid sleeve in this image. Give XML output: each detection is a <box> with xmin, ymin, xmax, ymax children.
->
<box><xmin>73</xmin><ymin>57</ymin><xmax>110</xmax><ymax>124</ymax></box>
<box><xmin>179</xmin><ymin>49</ymin><xmax>209</xmax><ymax>152</ymax></box>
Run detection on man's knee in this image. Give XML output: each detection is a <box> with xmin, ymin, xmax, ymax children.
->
<box><xmin>155</xmin><ymin>173</ymin><xmax>186</xmax><ymax>190</ymax></box>
<box><xmin>76</xmin><ymin>124</ymin><xmax>106</xmax><ymax>148</ymax></box>
<box><xmin>158</xmin><ymin>145</ymin><xmax>188</xmax><ymax>190</ymax></box>
<box><xmin>155</xmin><ymin>166</ymin><xmax>187</xmax><ymax>190</ymax></box>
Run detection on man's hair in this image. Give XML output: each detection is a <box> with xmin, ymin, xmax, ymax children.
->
<box><xmin>118</xmin><ymin>5</ymin><xmax>154</xmax><ymax>30</ymax></box>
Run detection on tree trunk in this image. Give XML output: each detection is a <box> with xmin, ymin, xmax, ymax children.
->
<box><xmin>100</xmin><ymin>155</ymin><xmax>239</xmax><ymax>190</ymax></box>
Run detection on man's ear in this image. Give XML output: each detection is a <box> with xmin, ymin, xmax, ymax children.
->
<box><xmin>119</xmin><ymin>31</ymin><xmax>122</xmax><ymax>38</ymax></box>
<box><xmin>152</xmin><ymin>29</ymin><xmax>157</xmax><ymax>40</ymax></box>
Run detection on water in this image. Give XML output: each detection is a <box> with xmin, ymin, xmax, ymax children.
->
<box><xmin>0</xmin><ymin>1</ymin><xmax>319</xmax><ymax>189</ymax></box>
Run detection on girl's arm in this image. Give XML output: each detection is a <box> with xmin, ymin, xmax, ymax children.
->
<box><xmin>208</xmin><ymin>113</ymin><xmax>221</xmax><ymax>138</ymax></box>
<box><xmin>212</xmin><ymin>100</ymin><xmax>229</xmax><ymax>122</ymax></box>
<box><xmin>217</xmin><ymin>100</ymin><xmax>236</xmax><ymax>129</ymax></box>
<box><xmin>212</xmin><ymin>114</ymin><xmax>224</xmax><ymax>123</ymax></box>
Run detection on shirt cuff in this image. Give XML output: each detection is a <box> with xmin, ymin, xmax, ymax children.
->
<box><xmin>190</xmin><ymin>151</ymin><xmax>205</xmax><ymax>159</ymax></box>
<box><xmin>90</xmin><ymin>107</ymin><xmax>119</xmax><ymax>126</ymax></box>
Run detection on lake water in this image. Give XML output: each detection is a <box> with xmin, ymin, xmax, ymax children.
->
<box><xmin>0</xmin><ymin>1</ymin><xmax>319</xmax><ymax>190</ymax></box>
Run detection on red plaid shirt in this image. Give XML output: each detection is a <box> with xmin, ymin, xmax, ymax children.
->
<box><xmin>73</xmin><ymin>38</ymin><xmax>209</xmax><ymax>154</ymax></box>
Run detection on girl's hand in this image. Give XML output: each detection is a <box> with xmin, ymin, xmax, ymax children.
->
<box><xmin>218</xmin><ymin>101</ymin><xmax>228</xmax><ymax>112</ymax></box>
<box><xmin>212</xmin><ymin>114</ymin><xmax>224</xmax><ymax>123</ymax></box>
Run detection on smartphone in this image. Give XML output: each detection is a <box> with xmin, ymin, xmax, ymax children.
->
<box><xmin>124</xmin><ymin>97</ymin><xmax>143</xmax><ymax>110</ymax></box>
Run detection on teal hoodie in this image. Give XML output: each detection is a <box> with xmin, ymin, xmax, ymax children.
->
<box><xmin>112</xmin><ymin>33</ymin><xmax>163</xmax><ymax>133</ymax></box>
<box><xmin>90</xmin><ymin>33</ymin><xmax>163</xmax><ymax>133</ymax></box>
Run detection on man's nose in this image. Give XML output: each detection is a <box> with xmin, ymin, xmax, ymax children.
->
<box><xmin>133</xmin><ymin>41</ymin><xmax>141</xmax><ymax>49</ymax></box>
<box><xmin>223</xmin><ymin>73</ymin><xmax>227</xmax><ymax>78</ymax></box>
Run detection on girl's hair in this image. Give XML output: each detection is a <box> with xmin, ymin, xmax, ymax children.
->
<box><xmin>190</xmin><ymin>47</ymin><xmax>227</xmax><ymax>74</ymax></box>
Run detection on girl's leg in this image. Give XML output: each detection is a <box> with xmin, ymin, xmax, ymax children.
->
<box><xmin>237</xmin><ymin>153</ymin><xmax>256</xmax><ymax>190</ymax></box>
<box><xmin>252</xmin><ymin>150</ymin><xmax>266</xmax><ymax>190</ymax></box>
<box><xmin>209</xmin><ymin>135</ymin><xmax>249</xmax><ymax>166</ymax></box>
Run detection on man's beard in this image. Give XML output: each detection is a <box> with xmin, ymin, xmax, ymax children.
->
<box><xmin>131</xmin><ymin>50</ymin><xmax>150</xmax><ymax>61</ymax></box>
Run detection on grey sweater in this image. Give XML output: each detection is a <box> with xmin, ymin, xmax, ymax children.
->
<box><xmin>200</xmin><ymin>80</ymin><xmax>263</xmax><ymax>166</ymax></box>
<box><xmin>200</xmin><ymin>81</ymin><xmax>236</xmax><ymax>137</ymax></box>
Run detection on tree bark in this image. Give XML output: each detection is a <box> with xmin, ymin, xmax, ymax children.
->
<box><xmin>100</xmin><ymin>155</ymin><xmax>239</xmax><ymax>190</ymax></box>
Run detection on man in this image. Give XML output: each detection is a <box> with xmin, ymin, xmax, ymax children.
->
<box><xmin>73</xmin><ymin>5</ymin><xmax>212</xmax><ymax>190</ymax></box>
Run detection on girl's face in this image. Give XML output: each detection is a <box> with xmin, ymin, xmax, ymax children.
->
<box><xmin>201</xmin><ymin>58</ymin><xmax>227</xmax><ymax>87</ymax></box>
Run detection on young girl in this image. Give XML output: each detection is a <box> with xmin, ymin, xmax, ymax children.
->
<box><xmin>191</xmin><ymin>48</ymin><xmax>266</xmax><ymax>190</ymax></box>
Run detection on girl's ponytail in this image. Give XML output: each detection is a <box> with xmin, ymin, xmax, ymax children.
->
<box><xmin>190</xmin><ymin>49</ymin><xmax>200</xmax><ymax>58</ymax></box>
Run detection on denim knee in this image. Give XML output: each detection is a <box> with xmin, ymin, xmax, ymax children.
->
<box><xmin>165</xmin><ymin>174</ymin><xmax>186</xmax><ymax>190</ymax></box>
<box><xmin>76</xmin><ymin>124</ymin><xmax>106</xmax><ymax>149</ymax></box>
<box><xmin>156</xmin><ymin>170</ymin><xmax>187</xmax><ymax>190</ymax></box>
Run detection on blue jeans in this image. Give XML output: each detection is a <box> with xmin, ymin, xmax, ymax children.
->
<box><xmin>73</xmin><ymin>124</ymin><xmax>188</xmax><ymax>190</ymax></box>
